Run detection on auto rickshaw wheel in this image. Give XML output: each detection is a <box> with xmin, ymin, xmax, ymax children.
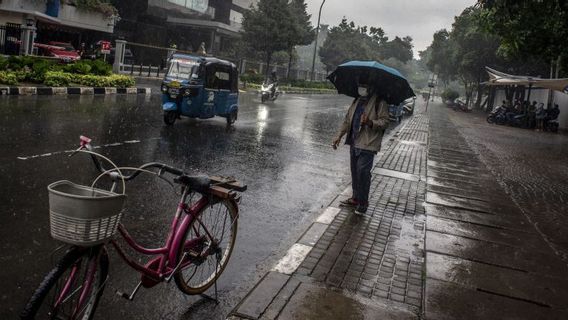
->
<box><xmin>164</xmin><ymin>111</ymin><xmax>178</xmax><ymax>125</ymax></box>
<box><xmin>227</xmin><ymin>110</ymin><xmax>238</xmax><ymax>125</ymax></box>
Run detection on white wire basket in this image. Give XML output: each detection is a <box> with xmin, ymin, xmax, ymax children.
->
<box><xmin>48</xmin><ymin>180</ymin><xmax>126</xmax><ymax>246</ymax></box>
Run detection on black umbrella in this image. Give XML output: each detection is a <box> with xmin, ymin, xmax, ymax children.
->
<box><xmin>327</xmin><ymin>60</ymin><xmax>415</xmax><ymax>105</ymax></box>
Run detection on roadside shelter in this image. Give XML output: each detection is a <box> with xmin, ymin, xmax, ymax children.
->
<box><xmin>484</xmin><ymin>67</ymin><xmax>568</xmax><ymax>129</ymax></box>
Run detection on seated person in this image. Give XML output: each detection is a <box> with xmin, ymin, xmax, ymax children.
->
<box><xmin>548</xmin><ymin>104</ymin><xmax>560</xmax><ymax>120</ymax></box>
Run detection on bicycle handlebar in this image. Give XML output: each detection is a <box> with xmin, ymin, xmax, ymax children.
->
<box><xmin>79</xmin><ymin>136</ymin><xmax>184</xmax><ymax>181</ymax></box>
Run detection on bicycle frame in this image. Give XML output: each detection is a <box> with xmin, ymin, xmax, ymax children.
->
<box><xmin>109</xmin><ymin>186</ymin><xmax>211</xmax><ymax>283</ymax></box>
<box><xmin>33</xmin><ymin>138</ymin><xmax>245</xmax><ymax>320</ymax></box>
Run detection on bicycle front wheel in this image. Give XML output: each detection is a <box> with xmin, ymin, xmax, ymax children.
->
<box><xmin>174</xmin><ymin>199</ymin><xmax>238</xmax><ymax>295</ymax></box>
<box><xmin>21</xmin><ymin>246</ymin><xmax>108</xmax><ymax>320</ymax></box>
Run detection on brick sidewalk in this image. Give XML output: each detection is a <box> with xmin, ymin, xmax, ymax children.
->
<box><xmin>424</xmin><ymin>104</ymin><xmax>568</xmax><ymax>320</ymax></box>
<box><xmin>229</xmin><ymin>107</ymin><xmax>430</xmax><ymax>320</ymax></box>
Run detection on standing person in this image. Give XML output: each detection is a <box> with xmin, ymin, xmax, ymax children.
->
<box><xmin>528</xmin><ymin>101</ymin><xmax>537</xmax><ymax>129</ymax></box>
<box><xmin>197</xmin><ymin>42</ymin><xmax>207</xmax><ymax>55</ymax></box>
<box><xmin>535</xmin><ymin>103</ymin><xmax>545</xmax><ymax>131</ymax></box>
<box><xmin>332</xmin><ymin>78</ymin><xmax>390</xmax><ymax>215</ymax></box>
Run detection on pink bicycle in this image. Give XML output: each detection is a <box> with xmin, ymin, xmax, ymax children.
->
<box><xmin>21</xmin><ymin>136</ymin><xmax>246</xmax><ymax>320</ymax></box>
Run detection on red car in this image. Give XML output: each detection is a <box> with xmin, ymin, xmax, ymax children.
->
<box><xmin>44</xmin><ymin>42</ymin><xmax>81</xmax><ymax>61</ymax></box>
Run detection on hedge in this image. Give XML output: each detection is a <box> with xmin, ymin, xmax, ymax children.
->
<box><xmin>43</xmin><ymin>71</ymin><xmax>135</xmax><ymax>88</ymax></box>
<box><xmin>0</xmin><ymin>56</ymin><xmax>125</xmax><ymax>87</ymax></box>
<box><xmin>0</xmin><ymin>71</ymin><xmax>18</xmax><ymax>85</ymax></box>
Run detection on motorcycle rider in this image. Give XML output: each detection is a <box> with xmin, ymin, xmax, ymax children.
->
<box><xmin>268</xmin><ymin>71</ymin><xmax>278</xmax><ymax>98</ymax></box>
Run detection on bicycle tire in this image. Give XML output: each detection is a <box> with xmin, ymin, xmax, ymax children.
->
<box><xmin>20</xmin><ymin>246</ymin><xmax>108</xmax><ymax>320</ymax></box>
<box><xmin>174</xmin><ymin>199</ymin><xmax>238</xmax><ymax>295</ymax></box>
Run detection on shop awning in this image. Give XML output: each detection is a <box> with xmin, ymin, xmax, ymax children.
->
<box><xmin>484</xmin><ymin>67</ymin><xmax>568</xmax><ymax>93</ymax></box>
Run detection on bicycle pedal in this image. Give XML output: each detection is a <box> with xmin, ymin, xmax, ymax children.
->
<box><xmin>116</xmin><ymin>281</ymin><xmax>142</xmax><ymax>301</ymax></box>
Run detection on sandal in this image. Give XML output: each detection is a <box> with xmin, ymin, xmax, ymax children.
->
<box><xmin>339</xmin><ymin>198</ymin><xmax>358</xmax><ymax>207</ymax></box>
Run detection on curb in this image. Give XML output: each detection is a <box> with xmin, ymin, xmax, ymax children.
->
<box><xmin>0</xmin><ymin>87</ymin><xmax>151</xmax><ymax>96</ymax></box>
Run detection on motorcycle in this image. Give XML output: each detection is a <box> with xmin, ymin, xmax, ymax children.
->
<box><xmin>261</xmin><ymin>82</ymin><xmax>279</xmax><ymax>103</ymax></box>
<box><xmin>487</xmin><ymin>106</ymin><xmax>507</xmax><ymax>125</ymax></box>
<box><xmin>453</xmin><ymin>99</ymin><xmax>471</xmax><ymax>112</ymax></box>
<box><xmin>508</xmin><ymin>113</ymin><xmax>528</xmax><ymax>128</ymax></box>
<box><xmin>545</xmin><ymin>119</ymin><xmax>559</xmax><ymax>133</ymax></box>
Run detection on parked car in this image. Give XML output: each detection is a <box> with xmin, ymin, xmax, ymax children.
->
<box><xmin>44</xmin><ymin>42</ymin><xmax>81</xmax><ymax>62</ymax></box>
<box><xmin>402</xmin><ymin>97</ymin><xmax>416</xmax><ymax>115</ymax></box>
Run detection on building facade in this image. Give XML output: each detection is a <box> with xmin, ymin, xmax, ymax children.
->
<box><xmin>113</xmin><ymin>0</ymin><xmax>256</xmax><ymax>62</ymax></box>
<box><xmin>0</xmin><ymin>0</ymin><xmax>116</xmax><ymax>55</ymax></box>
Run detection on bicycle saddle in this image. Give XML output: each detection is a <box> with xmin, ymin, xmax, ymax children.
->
<box><xmin>173</xmin><ymin>175</ymin><xmax>211</xmax><ymax>193</ymax></box>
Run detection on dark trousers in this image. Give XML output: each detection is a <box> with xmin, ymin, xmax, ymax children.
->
<box><xmin>350</xmin><ymin>147</ymin><xmax>375</xmax><ymax>207</ymax></box>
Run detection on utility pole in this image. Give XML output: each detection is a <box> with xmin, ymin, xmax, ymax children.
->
<box><xmin>310</xmin><ymin>0</ymin><xmax>326</xmax><ymax>81</ymax></box>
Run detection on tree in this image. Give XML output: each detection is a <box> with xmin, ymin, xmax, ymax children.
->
<box><xmin>424</xmin><ymin>7</ymin><xmax>502</xmax><ymax>107</ymax></box>
<box><xmin>241</xmin><ymin>0</ymin><xmax>292</xmax><ymax>77</ymax></box>
<box><xmin>284</xmin><ymin>0</ymin><xmax>315</xmax><ymax>78</ymax></box>
<box><xmin>426</xmin><ymin>29</ymin><xmax>457</xmax><ymax>86</ymax></box>
<box><xmin>478</xmin><ymin>0</ymin><xmax>568</xmax><ymax>77</ymax></box>
<box><xmin>450</xmin><ymin>7</ymin><xmax>501</xmax><ymax>107</ymax></box>
<box><xmin>319</xmin><ymin>19</ymin><xmax>384</xmax><ymax>71</ymax></box>
<box><xmin>379</xmin><ymin>36</ymin><xmax>414</xmax><ymax>63</ymax></box>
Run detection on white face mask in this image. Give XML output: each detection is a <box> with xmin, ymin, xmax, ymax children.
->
<box><xmin>358</xmin><ymin>86</ymin><xmax>368</xmax><ymax>97</ymax></box>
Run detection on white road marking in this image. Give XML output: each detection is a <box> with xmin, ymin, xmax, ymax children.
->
<box><xmin>16</xmin><ymin>139</ymin><xmax>142</xmax><ymax>160</ymax></box>
<box><xmin>316</xmin><ymin>207</ymin><xmax>341</xmax><ymax>225</ymax></box>
<box><xmin>272</xmin><ymin>243</ymin><xmax>312</xmax><ymax>275</ymax></box>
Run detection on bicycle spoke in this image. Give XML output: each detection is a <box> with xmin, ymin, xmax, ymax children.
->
<box><xmin>176</xmin><ymin>200</ymin><xmax>236</xmax><ymax>292</ymax></box>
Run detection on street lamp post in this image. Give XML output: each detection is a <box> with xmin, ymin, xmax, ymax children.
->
<box><xmin>310</xmin><ymin>0</ymin><xmax>326</xmax><ymax>81</ymax></box>
<box><xmin>425</xmin><ymin>74</ymin><xmax>436</xmax><ymax>112</ymax></box>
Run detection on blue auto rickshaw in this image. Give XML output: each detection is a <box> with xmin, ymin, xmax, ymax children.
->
<box><xmin>161</xmin><ymin>54</ymin><xmax>239</xmax><ymax>125</ymax></box>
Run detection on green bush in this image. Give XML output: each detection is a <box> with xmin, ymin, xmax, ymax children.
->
<box><xmin>30</xmin><ymin>59</ymin><xmax>61</xmax><ymax>82</ymax></box>
<box><xmin>73</xmin><ymin>75</ymin><xmax>103</xmax><ymax>87</ymax></box>
<box><xmin>240</xmin><ymin>73</ymin><xmax>265</xmax><ymax>84</ymax></box>
<box><xmin>5</xmin><ymin>57</ymin><xmax>113</xmax><ymax>81</ymax></box>
<box><xmin>44</xmin><ymin>71</ymin><xmax>135</xmax><ymax>88</ymax></box>
<box><xmin>0</xmin><ymin>71</ymin><xmax>18</xmax><ymax>85</ymax></box>
<box><xmin>88</xmin><ymin>59</ymin><xmax>112</xmax><ymax>76</ymax></box>
<box><xmin>14</xmin><ymin>70</ymin><xmax>30</xmax><ymax>82</ymax></box>
<box><xmin>5</xmin><ymin>57</ymin><xmax>131</xmax><ymax>87</ymax></box>
<box><xmin>7</xmin><ymin>55</ymin><xmax>36</xmax><ymax>70</ymax></box>
<box><xmin>44</xmin><ymin>71</ymin><xmax>73</xmax><ymax>87</ymax></box>
<box><xmin>287</xmin><ymin>79</ymin><xmax>334</xmax><ymax>89</ymax></box>
<box><xmin>441</xmin><ymin>89</ymin><xmax>460</xmax><ymax>102</ymax></box>
<box><xmin>107</xmin><ymin>74</ymin><xmax>135</xmax><ymax>87</ymax></box>
<box><xmin>0</xmin><ymin>56</ymin><xmax>8</xmax><ymax>70</ymax></box>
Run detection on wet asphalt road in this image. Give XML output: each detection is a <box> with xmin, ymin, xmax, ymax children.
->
<box><xmin>0</xmin><ymin>93</ymin><xmax>358</xmax><ymax>319</ymax></box>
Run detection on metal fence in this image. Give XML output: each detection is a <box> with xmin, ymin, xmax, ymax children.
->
<box><xmin>0</xmin><ymin>24</ymin><xmax>21</xmax><ymax>55</ymax></box>
<box><xmin>114</xmin><ymin>40</ymin><xmax>328</xmax><ymax>81</ymax></box>
<box><xmin>239</xmin><ymin>59</ymin><xmax>327</xmax><ymax>81</ymax></box>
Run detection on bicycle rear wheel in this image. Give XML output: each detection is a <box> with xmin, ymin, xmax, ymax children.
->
<box><xmin>174</xmin><ymin>199</ymin><xmax>238</xmax><ymax>295</ymax></box>
<box><xmin>21</xmin><ymin>246</ymin><xmax>108</xmax><ymax>320</ymax></box>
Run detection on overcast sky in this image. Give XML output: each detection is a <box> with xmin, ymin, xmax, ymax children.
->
<box><xmin>304</xmin><ymin>0</ymin><xmax>476</xmax><ymax>57</ymax></box>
